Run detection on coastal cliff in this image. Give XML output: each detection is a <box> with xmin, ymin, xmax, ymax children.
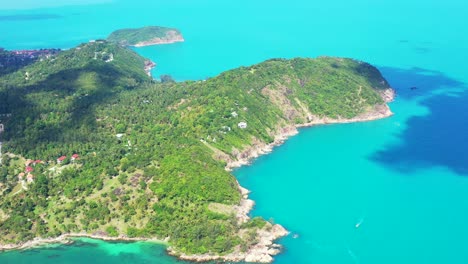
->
<box><xmin>107</xmin><ymin>26</ymin><xmax>184</xmax><ymax>47</ymax></box>
<box><xmin>0</xmin><ymin>41</ymin><xmax>394</xmax><ymax>263</ymax></box>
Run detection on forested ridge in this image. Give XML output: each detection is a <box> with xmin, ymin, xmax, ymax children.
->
<box><xmin>107</xmin><ymin>26</ymin><xmax>183</xmax><ymax>46</ymax></box>
<box><xmin>0</xmin><ymin>41</ymin><xmax>391</xmax><ymax>255</ymax></box>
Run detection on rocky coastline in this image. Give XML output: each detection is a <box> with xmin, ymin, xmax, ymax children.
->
<box><xmin>144</xmin><ymin>60</ymin><xmax>156</xmax><ymax>77</ymax></box>
<box><xmin>225</xmin><ymin>88</ymin><xmax>395</xmax><ymax>171</ymax></box>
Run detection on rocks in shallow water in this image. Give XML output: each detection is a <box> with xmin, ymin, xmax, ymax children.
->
<box><xmin>267</xmin><ymin>247</ymin><xmax>281</xmax><ymax>255</ymax></box>
<box><xmin>245</xmin><ymin>253</ymin><xmax>274</xmax><ymax>263</ymax></box>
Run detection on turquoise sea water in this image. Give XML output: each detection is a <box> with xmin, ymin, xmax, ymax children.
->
<box><xmin>0</xmin><ymin>238</ymin><xmax>189</xmax><ymax>264</ymax></box>
<box><xmin>1</xmin><ymin>0</ymin><xmax>468</xmax><ymax>263</ymax></box>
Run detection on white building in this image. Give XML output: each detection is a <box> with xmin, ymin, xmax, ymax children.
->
<box><xmin>238</xmin><ymin>122</ymin><xmax>247</xmax><ymax>129</ymax></box>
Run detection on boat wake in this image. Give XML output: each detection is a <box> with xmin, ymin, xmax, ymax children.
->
<box><xmin>344</xmin><ymin>242</ymin><xmax>360</xmax><ymax>264</ymax></box>
<box><xmin>355</xmin><ymin>217</ymin><xmax>365</xmax><ymax>229</ymax></box>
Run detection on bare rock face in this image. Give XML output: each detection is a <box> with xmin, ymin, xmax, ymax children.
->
<box><xmin>239</xmin><ymin>224</ymin><xmax>289</xmax><ymax>263</ymax></box>
<box><xmin>133</xmin><ymin>30</ymin><xmax>185</xmax><ymax>47</ymax></box>
<box><xmin>235</xmin><ymin>199</ymin><xmax>255</xmax><ymax>224</ymax></box>
<box><xmin>245</xmin><ymin>252</ymin><xmax>273</xmax><ymax>263</ymax></box>
<box><xmin>380</xmin><ymin>88</ymin><xmax>396</xmax><ymax>103</ymax></box>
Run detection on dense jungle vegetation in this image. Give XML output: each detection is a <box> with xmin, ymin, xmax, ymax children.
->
<box><xmin>0</xmin><ymin>41</ymin><xmax>390</xmax><ymax>255</ymax></box>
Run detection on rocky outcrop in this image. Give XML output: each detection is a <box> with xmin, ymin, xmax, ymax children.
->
<box><xmin>168</xmin><ymin>183</ymin><xmax>289</xmax><ymax>263</ymax></box>
<box><xmin>170</xmin><ymin>222</ymin><xmax>288</xmax><ymax>263</ymax></box>
<box><xmin>144</xmin><ymin>60</ymin><xmax>156</xmax><ymax>77</ymax></box>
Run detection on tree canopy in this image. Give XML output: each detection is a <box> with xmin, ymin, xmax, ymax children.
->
<box><xmin>0</xmin><ymin>42</ymin><xmax>391</xmax><ymax>255</ymax></box>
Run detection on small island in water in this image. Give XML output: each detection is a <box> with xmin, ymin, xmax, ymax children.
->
<box><xmin>107</xmin><ymin>26</ymin><xmax>184</xmax><ymax>47</ymax></box>
<box><xmin>0</xmin><ymin>30</ymin><xmax>394</xmax><ymax>263</ymax></box>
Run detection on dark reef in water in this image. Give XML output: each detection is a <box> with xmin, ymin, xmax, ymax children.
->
<box><xmin>0</xmin><ymin>14</ymin><xmax>62</xmax><ymax>21</ymax></box>
<box><xmin>372</xmin><ymin>67</ymin><xmax>468</xmax><ymax>176</ymax></box>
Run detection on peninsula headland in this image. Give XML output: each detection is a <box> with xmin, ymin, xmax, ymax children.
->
<box><xmin>107</xmin><ymin>26</ymin><xmax>184</xmax><ymax>47</ymax></box>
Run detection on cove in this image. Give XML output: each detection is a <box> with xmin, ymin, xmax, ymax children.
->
<box><xmin>235</xmin><ymin>66</ymin><xmax>468</xmax><ymax>263</ymax></box>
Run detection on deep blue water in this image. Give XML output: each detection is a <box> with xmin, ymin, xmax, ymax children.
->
<box><xmin>1</xmin><ymin>0</ymin><xmax>468</xmax><ymax>263</ymax></box>
<box><xmin>373</xmin><ymin>67</ymin><xmax>468</xmax><ymax>175</ymax></box>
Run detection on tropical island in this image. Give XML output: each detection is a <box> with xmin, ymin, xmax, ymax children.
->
<box><xmin>0</xmin><ymin>40</ymin><xmax>394</xmax><ymax>263</ymax></box>
<box><xmin>107</xmin><ymin>26</ymin><xmax>184</xmax><ymax>47</ymax></box>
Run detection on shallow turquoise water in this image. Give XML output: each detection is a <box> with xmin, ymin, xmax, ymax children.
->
<box><xmin>0</xmin><ymin>238</ymin><xmax>189</xmax><ymax>264</ymax></box>
<box><xmin>1</xmin><ymin>0</ymin><xmax>468</xmax><ymax>263</ymax></box>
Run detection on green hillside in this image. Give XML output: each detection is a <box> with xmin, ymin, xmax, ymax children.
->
<box><xmin>0</xmin><ymin>42</ymin><xmax>391</xmax><ymax>255</ymax></box>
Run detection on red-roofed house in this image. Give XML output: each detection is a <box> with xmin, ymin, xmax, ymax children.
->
<box><xmin>32</xmin><ymin>160</ymin><xmax>42</xmax><ymax>166</ymax></box>
<box><xmin>25</xmin><ymin>166</ymin><xmax>34</xmax><ymax>173</ymax></box>
<box><xmin>71</xmin><ymin>154</ymin><xmax>79</xmax><ymax>162</ymax></box>
<box><xmin>57</xmin><ymin>156</ymin><xmax>67</xmax><ymax>164</ymax></box>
